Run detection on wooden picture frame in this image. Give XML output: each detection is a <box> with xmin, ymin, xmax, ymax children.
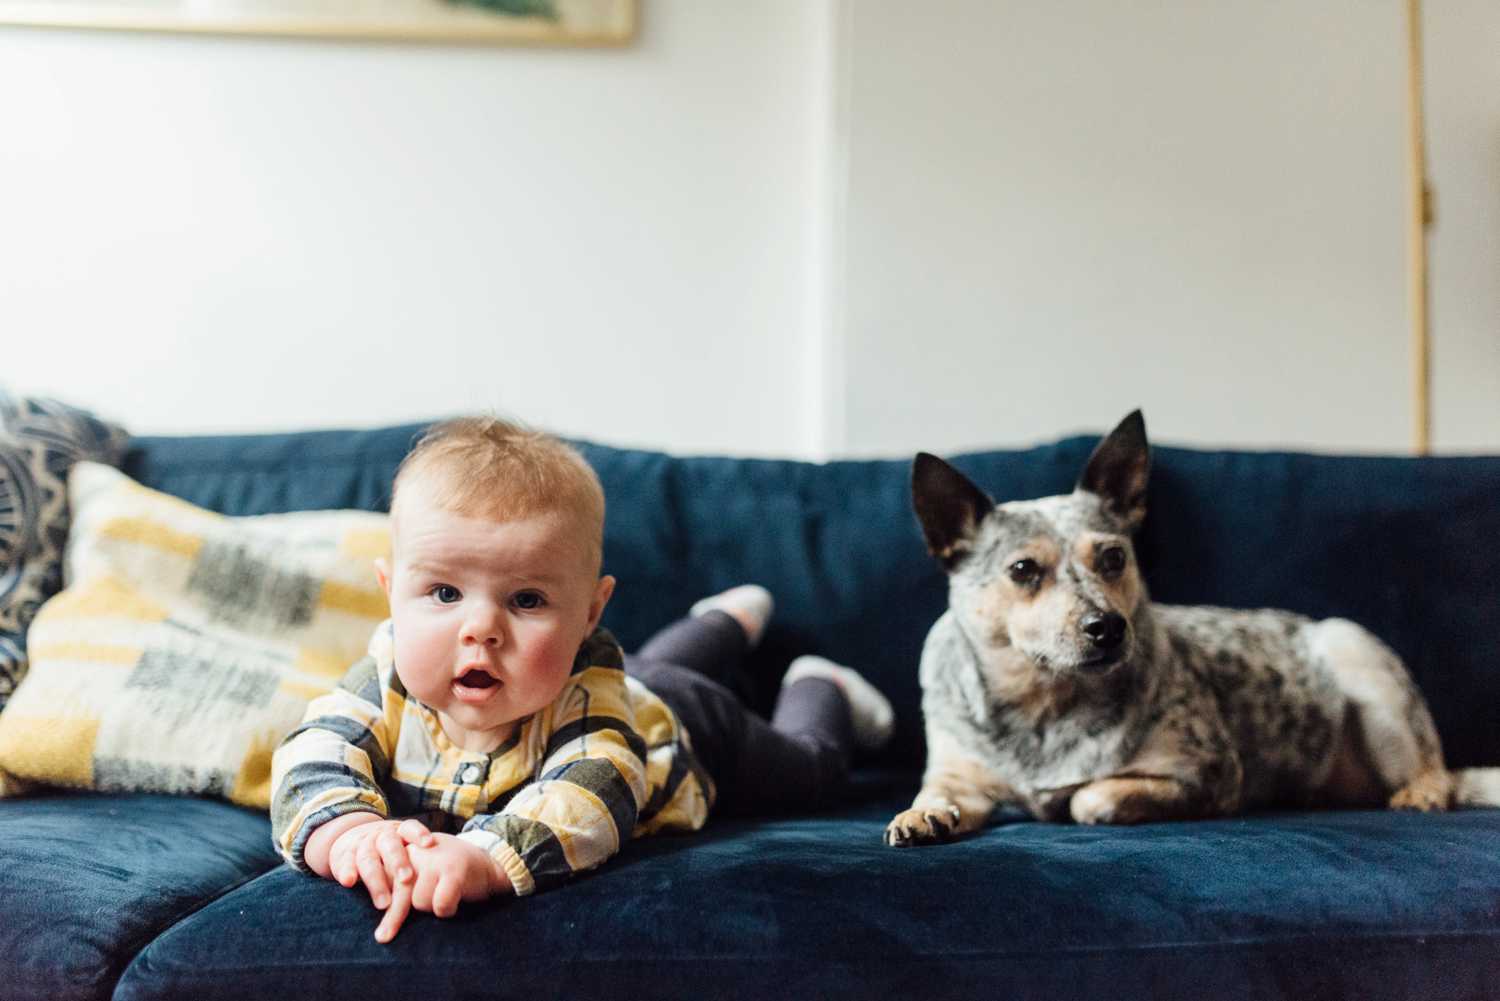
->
<box><xmin>0</xmin><ymin>0</ymin><xmax>636</xmax><ymax>45</ymax></box>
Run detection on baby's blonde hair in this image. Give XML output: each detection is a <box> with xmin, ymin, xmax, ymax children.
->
<box><xmin>391</xmin><ymin>416</ymin><xmax>605</xmax><ymax>573</ymax></box>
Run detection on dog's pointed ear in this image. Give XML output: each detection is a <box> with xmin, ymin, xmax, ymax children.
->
<box><xmin>912</xmin><ymin>452</ymin><xmax>994</xmax><ymax>571</ymax></box>
<box><xmin>1077</xmin><ymin>410</ymin><xmax>1151</xmax><ymax>530</ymax></box>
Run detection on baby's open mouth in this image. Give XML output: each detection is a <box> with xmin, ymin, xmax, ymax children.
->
<box><xmin>456</xmin><ymin>669</ymin><xmax>498</xmax><ymax>690</ymax></box>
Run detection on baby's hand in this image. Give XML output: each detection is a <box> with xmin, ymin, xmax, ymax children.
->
<box><xmin>327</xmin><ymin>817</ymin><xmax>435</xmax><ymax>912</ymax></box>
<box><xmin>374</xmin><ymin>829</ymin><xmax>509</xmax><ymax>943</ymax></box>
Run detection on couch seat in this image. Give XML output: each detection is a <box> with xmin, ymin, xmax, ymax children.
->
<box><xmin>0</xmin><ymin>793</ymin><xmax>281</xmax><ymax>1001</ymax></box>
<box><xmin>108</xmin><ymin>780</ymin><xmax>1500</xmax><ymax>1001</ymax></box>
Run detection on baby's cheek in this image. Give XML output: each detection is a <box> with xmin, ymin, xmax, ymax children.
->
<box><xmin>542</xmin><ymin>640</ymin><xmax>582</xmax><ymax>687</ymax></box>
<box><xmin>393</xmin><ymin>628</ymin><xmax>447</xmax><ymax>696</ymax></box>
<box><xmin>530</xmin><ymin>636</ymin><xmax>583</xmax><ymax>695</ymax></box>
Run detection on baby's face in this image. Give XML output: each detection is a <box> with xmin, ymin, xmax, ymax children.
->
<box><xmin>378</xmin><ymin>482</ymin><xmax>613</xmax><ymax>753</ymax></box>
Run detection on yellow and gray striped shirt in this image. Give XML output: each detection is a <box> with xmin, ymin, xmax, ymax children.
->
<box><xmin>270</xmin><ymin>620</ymin><xmax>713</xmax><ymax>896</ymax></box>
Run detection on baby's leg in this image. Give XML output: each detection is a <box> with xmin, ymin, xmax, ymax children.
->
<box><xmin>634</xmin><ymin>585</ymin><xmax>772</xmax><ymax>687</ymax></box>
<box><xmin>633</xmin><ymin>612</ymin><xmax>748</xmax><ymax>690</ymax></box>
<box><xmin>717</xmin><ymin>660</ymin><xmax>888</xmax><ymax>816</ymax></box>
<box><xmin>689</xmin><ymin>584</ymin><xmax>773</xmax><ymax>647</ymax></box>
<box><xmin>630</xmin><ymin>661</ymin><xmax>855</xmax><ymax>816</ymax></box>
<box><xmin>782</xmin><ymin>656</ymin><xmax>895</xmax><ymax>752</ymax></box>
<box><xmin>728</xmin><ymin>675</ymin><xmax>854</xmax><ymax>815</ymax></box>
<box><xmin>721</xmin><ymin>660</ymin><xmax>893</xmax><ymax>816</ymax></box>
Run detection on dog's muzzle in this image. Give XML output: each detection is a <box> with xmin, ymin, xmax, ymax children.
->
<box><xmin>1078</xmin><ymin>611</ymin><xmax>1128</xmax><ymax>673</ymax></box>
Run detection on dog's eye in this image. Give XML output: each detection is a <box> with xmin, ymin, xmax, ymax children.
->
<box><xmin>1007</xmin><ymin>559</ymin><xmax>1042</xmax><ymax>586</ymax></box>
<box><xmin>1098</xmin><ymin>546</ymin><xmax>1127</xmax><ymax>577</ymax></box>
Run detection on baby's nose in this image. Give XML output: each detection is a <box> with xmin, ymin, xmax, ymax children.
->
<box><xmin>462</xmin><ymin>605</ymin><xmax>504</xmax><ymax>645</ymax></box>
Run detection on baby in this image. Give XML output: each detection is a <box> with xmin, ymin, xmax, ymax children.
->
<box><xmin>270</xmin><ymin>417</ymin><xmax>893</xmax><ymax>942</ymax></box>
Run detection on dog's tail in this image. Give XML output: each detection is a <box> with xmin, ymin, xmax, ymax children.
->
<box><xmin>1454</xmin><ymin>768</ymin><xmax>1500</xmax><ymax>806</ymax></box>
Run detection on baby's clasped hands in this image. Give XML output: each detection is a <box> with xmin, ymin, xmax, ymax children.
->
<box><xmin>329</xmin><ymin>817</ymin><xmax>511</xmax><ymax>943</ymax></box>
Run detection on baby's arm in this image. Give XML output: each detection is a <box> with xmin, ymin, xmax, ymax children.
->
<box><xmin>270</xmin><ymin>655</ymin><xmax>398</xmax><ymax>878</ymax></box>
<box><xmin>304</xmin><ymin>812</ymin><xmax>385</xmax><ymax>877</ymax></box>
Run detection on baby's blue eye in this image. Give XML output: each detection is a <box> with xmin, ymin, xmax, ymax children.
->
<box><xmin>513</xmin><ymin>591</ymin><xmax>545</xmax><ymax>611</ymax></box>
<box><xmin>431</xmin><ymin>584</ymin><xmax>461</xmax><ymax>604</ymax></box>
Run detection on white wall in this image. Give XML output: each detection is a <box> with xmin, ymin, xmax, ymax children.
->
<box><xmin>835</xmin><ymin>0</ymin><xmax>1499</xmax><ymax>456</ymax></box>
<box><xmin>1</xmin><ymin>2</ymin><xmax>819</xmax><ymax>455</ymax></box>
<box><xmin>1424</xmin><ymin>0</ymin><xmax>1500</xmax><ymax>455</ymax></box>
<box><xmin>2</xmin><ymin>1</ymin><xmax>1496</xmax><ymax>458</ymax></box>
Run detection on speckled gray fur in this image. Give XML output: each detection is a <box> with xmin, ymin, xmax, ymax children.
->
<box><xmin>918</xmin><ymin>601</ymin><xmax>1372</xmax><ymax>817</ymax></box>
<box><xmin>888</xmin><ymin>412</ymin><xmax>1457</xmax><ymax>845</ymax></box>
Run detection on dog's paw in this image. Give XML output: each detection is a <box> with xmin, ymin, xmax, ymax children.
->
<box><xmin>1390</xmin><ymin>771</ymin><xmax>1453</xmax><ymax>812</ymax></box>
<box><xmin>885</xmin><ymin>804</ymin><xmax>962</xmax><ymax>847</ymax></box>
<box><xmin>1068</xmin><ymin>784</ymin><xmax>1122</xmax><ymax>826</ymax></box>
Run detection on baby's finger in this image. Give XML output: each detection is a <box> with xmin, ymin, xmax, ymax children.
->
<box><xmin>356</xmin><ymin>839</ymin><xmax>392</xmax><ymax>909</ymax></box>
<box><xmin>397</xmin><ymin>817</ymin><xmax>436</xmax><ymax>848</ymax></box>
<box><xmin>331</xmin><ymin>831</ymin><xmax>364</xmax><ymax>885</ymax></box>
<box><xmin>377</xmin><ymin>827</ymin><xmax>414</xmax><ymax>884</ymax></box>
<box><xmin>409</xmin><ymin>866</ymin><xmax>441</xmax><ymax>914</ymax></box>
<box><xmin>374</xmin><ymin>878</ymin><xmax>411</xmax><ymax>944</ymax></box>
<box><xmin>329</xmin><ymin>843</ymin><xmax>357</xmax><ymax>888</ymax></box>
<box><xmin>431</xmin><ymin>874</ymin><xmax>462</xmax><ymax>918</ymax></box>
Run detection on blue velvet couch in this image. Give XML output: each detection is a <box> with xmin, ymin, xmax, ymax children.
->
<box><xmin>4</xmin><ymin>420</ymin><xmax>1499</xmax><ymax>1001</ymax></box>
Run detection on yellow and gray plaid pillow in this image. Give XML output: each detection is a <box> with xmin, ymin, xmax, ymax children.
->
<box><xmin>0</xmin><ymin>462</ymin><xmax>390</xmax><ymax>808</ymax></box>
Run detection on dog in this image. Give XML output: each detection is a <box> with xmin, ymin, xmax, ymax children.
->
<box><xmin>886</xmin><ymin>410</ymin><xmax>1500</xmax><ymax>846</ymax></box>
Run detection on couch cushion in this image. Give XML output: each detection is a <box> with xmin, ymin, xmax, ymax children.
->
<box><xmin>0</xmin><ymin>463</ymin><xmax>390</xmax><ymax>808</ymax></box>
<box><xmin>122</xmin><ymin>425</ymin><xmax>424</xmax><ymax>519</ymax></box>
<box><xmin>125</xmin><ymin>426</ymin><xmax>1500</xmax><ymax>772</ymax></box>
<box><xmin>0</xmin><ymin>792</ymin><xmax>281</xmax><ymax>1001</ymax></box>
<box><xmin>114</xmin><ymin>790</ymin><xmax>1500</xmax><ymax>1001</ymax></box>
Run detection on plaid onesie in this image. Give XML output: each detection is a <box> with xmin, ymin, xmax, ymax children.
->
<box><xmin>270</xmin><ymin>619</ymin><xmax>713</xmax><ymax>896</ymax></box>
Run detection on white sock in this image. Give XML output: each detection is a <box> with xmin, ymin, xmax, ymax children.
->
<box><xmin>690</xmin><ymin>584</ymin><xmax>774</xmax><ymax>648</ymax></box>
<box><xmin>782</xmin><ymin>655</ymin><xmax>895</xmax><ymax>752</ymax></box>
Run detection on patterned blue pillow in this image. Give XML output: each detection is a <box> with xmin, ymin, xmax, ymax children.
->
<box><xmin>0</xmin><ymin>392</ymin><xmax>128</xmax><ymax>709</ymax></box>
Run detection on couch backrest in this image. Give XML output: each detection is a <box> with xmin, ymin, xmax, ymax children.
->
<box><xmin>125</xmin><ymin>423</ymin><xmax>1500</xmax><ymax>771</ymax></box>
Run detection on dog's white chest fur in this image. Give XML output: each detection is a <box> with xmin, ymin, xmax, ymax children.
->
<box><xmin>1000</xmin><ymin>713</ymin><xmax>1139</xmax><ymax>799</ymax></box>
<box><xmin>919</xmin><ymin>613</ymin><xmax>1147</xmax><ymax>800</ymax></box>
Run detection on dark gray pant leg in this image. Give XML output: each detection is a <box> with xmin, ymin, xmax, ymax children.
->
<box><xmin>633</xmin><ymin>610</ymin><xmax>748</xmax><ymax>688</ymax></box>
<box><xmin>628</xmin><ymin>644</ymin><xmax>855</xmax><ymax>818</ymax></box>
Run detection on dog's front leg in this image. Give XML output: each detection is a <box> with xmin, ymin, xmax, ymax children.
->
<box><xmin>886</xmin><ymin>760</ymin><xmax>1006</xmax><ymax>846</ymax></box>
<box><xmin>1069</xmin><ymin>776</ymin><xmax>1210</xmax><ymax>825</ymax></box>
<box><xmin>886</xmin><ymin>736</ymin><xmax>1010</xmax><ymax>846</ymax></box>
<box><xmin>1069</xmin><ymin>714</ymin><xmax>1242</xmax><ymax>825</ymax></box>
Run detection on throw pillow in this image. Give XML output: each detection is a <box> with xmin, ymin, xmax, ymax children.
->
<box><xmin>0</xmin><ymin>391</ymin><xmax>128</xmax><ymax>711</ymax></box>
<box><xmin>0</xmin><ymin>462</ymin><xmax>390</xmax><ymax>808</ymax></box>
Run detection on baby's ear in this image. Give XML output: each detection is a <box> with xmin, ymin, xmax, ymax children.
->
<box><xmin>588</xmin><ymin>575</ymin><xmax>616</xmax><ymax>631</ymax></box>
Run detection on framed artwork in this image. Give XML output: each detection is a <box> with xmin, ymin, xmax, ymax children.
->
<box><xmin>0</xmin><ymin>0</ymin><xmax>636</xmax><ymax>44</ymax></box>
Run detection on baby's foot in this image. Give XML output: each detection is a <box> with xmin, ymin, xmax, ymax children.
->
<box><xmin>782</xmin><ymin>655</ymin><xmax>895</xmax><ymax>751</ymax></box>
<box><xmin>690</xmin><ymin>584</ymin><xmax>774</xmax><ymax>648</ymax></box>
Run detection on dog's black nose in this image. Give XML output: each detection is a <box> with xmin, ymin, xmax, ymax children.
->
<box><xmin>1082</xmin><ymin>612</ymin><xmax>1127</xmax><ymax>650</ymax></box>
